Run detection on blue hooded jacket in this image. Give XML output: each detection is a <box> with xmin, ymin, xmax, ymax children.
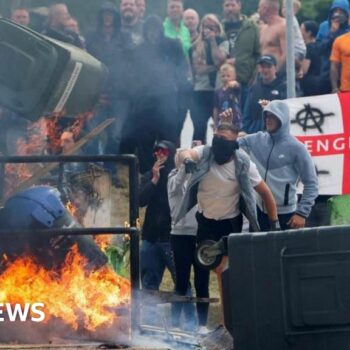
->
<box><xmin>316</xmin><ymin>0</ymin><xmax>350</xmax><ymax>41</ymax></box>
<box><xmin>239</xmin><ymin>100</ymin><xmax>318</xmax><ymax>218</ymax></box>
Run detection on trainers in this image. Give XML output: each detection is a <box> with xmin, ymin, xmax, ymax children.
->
<box><xmin>197</xmin><ymin>325</ymin><xmax>210</xmax><ymax>335</ymax></box>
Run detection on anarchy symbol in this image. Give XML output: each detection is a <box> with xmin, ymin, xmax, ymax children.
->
<box><xmin>291</xmin><ymin>103</ymin><xmax>334</xmax><ymax>134</ymax></box>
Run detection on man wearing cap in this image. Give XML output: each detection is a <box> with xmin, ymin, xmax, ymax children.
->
<box><xmin>139</xmin><ymin>140</ymin><xmax>177</xmax><ymax>292</ymax></box>
<box><xmin>242</xmin><ymin>54</ymin><xmax>287</xmax><ymax>134</ymax></box>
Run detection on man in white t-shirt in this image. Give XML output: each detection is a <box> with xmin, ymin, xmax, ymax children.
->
<box><xmin>175</xmin><ymin>123</ymin><xmax>278</xmax><ymax>328</ymax></box>
<box><xmin>178</xmin><ymin>123</ymin><xmax>278</xmax><ymax>241</ymax></box>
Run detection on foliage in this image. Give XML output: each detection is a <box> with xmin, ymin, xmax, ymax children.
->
<box><xmin>105</xmin><ymin>238</ymin><xmax>130</xmax><ymax>278</ymax></box>
<box><xmin>299</xmin><ymin>0</ymin><xmax>332</xmax><ymax>23</ymax></box>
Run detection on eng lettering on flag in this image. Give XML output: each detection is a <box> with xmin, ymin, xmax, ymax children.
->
<box><xmin>286</xmin><ymin>92</ymin><xmax>350</xmax><ymax>195</ymax></box>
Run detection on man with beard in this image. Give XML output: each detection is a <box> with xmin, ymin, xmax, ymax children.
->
<box><xmin>222</xmin><ymin>0</ymin><xmax>260</xmax><ymax>108</ymax></box>
<box><xmin>120</xmin><ymin>0</ymin><xmax>143</xmax><ymax>45</ymax></box>
<box><xmin>174</xmin><ymin>123</ymin><xmax>278</xmax><ymax>328</ymax></box>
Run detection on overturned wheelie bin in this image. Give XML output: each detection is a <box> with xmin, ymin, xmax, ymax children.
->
<box><xmin>197</xmin><ymin>226</ymin><xmax>350</xmax><ymax>350</ymax></box>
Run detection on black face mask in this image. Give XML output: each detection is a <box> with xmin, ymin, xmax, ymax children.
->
<box><xmin>212</xmin><ymin>135</ymin><xmax>239</xmax><ymax>165</ymax></box>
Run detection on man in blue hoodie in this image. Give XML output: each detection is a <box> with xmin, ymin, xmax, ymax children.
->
<box><xmin>238</xmin><ymin>100</ymin><xmax>318</xmax><ymax>230</ymax></box>
<box><xmin>316</xmin><ymin>0</ymin><xmax>350</xmax><ymax>41</ymax></box>
<box><xmin>315</xmin><ymin>0</ymin><xmax>350</xmax><ymax>94</ymax></box>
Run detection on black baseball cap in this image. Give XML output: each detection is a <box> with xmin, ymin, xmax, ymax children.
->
<box><xmin>258</xmin><ymin>54</ymin><xmax>277</xmax><ymax>66</ymax></box>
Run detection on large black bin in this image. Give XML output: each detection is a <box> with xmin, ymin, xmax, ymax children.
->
<box><xmin>222</xmin><ymin>226</ymin><xmax>350</xmax><ymax>350</ymax></box>
<box><xmin>0</xmin><ymin>19</ymin><xmax>108</xmax><ymax>120</ymax></box>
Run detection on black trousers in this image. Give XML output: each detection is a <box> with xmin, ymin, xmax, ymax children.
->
<box><xmin>171</xmin><ymin>235</ymin><xmax>199</xmax><ymax>328</ymax></box>
<box><xmin>194</xmin><ymin>212</ymin><xmax>243</xmax><ymax>325</ymax></box>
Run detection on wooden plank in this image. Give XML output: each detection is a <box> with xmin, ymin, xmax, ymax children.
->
<box><xmin>141</xmin><ymin>290</ymin><xmax>219</xmax><ymax>304</ymax></box>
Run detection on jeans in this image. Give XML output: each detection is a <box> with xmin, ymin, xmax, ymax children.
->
<box><xmin>140</xmin><ymin>240</ymin><xmax>177</xmax><ymax>326</ymax></box>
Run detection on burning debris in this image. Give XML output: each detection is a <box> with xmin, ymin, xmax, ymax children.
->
<box><xmin>0</xmin><ymin>186</ymin><xmax>131</xmax><ymax>345</ymax></box>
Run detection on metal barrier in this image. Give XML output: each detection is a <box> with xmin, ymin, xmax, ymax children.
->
<box><xmin>0</xmin><ymin>154</ymin><xmax>140</xmax><ymax>334</ymax></box>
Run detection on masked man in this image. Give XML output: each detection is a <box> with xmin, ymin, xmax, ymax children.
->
<box><xmin>174</xmin><ymin>123</ymin><xmax>278</xmax><ymax>327</ymax></box>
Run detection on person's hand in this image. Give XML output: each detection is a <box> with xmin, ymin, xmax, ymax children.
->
<box><xmin>287</xmin><ymin>214</ymin><xmax>306</xmax><ymax>229</ymax></box>
<box><xmin>219</xmin><ymin>108</ymin><xmax>234</xmax><ymax>124</ymax></box>
<box><xmin>226</xmin><ymin>58</ymin><xmax>236</xmax><ymax>65</ymax></box>
<box><xmin>258</xmin><ymin>99</ymin><xmax>270</xmax><ymax>108</ymax></box>
<box><xmin>183</xmin><ymin>158</ymin><xmax>197</xmax><ymax>174</ymax></box>
<box><xmin>238</xmin><ymin>131</ymin><xmax>247</xmax><ymax>139</ymax></box>
<box><xmin>330</xmin><ymin>17</ymin><xmax>341</xmax><ymax>32</ymax></box>
<box><xmin>151</xmin><ymin>158</ymin><xmax>166</xmax><ymax>184</ymax></box>
<box><xmin>228</xmin><ymin>80</ymin><xmax>240</xmax><ymax>89</ymax></box>
<box><xmin>203</xmin><ymin>28</ymin><xmax>216</xmax><ymax>42</ymax></box>
<box><xmin>269</xmin><ymin>219</ymin><xmax>281</xmax><ymax>231</ymax></box>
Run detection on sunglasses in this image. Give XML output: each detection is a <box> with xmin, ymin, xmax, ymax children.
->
<box><xmin>154</xmin><ymin>148</ymin><xmax>170</xmax><ymax>157</ymax></box>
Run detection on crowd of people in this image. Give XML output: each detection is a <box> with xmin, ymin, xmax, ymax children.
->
<box><xmin>1</xmin><ymin>0</ymin><xmax>349</xmax><ymax>334</ymax></box>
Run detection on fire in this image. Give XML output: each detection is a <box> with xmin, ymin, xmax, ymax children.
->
<box><xmin>65</xmin><ymin>200</ymin><xmax>78</xmax><ymax>218</ymax></box>
<box><xmin>94</xmin><ymin>234</ymin><xmax>113</xmax><ymax>252</ymax></box>
<box><xmin>0</xmin><ymin>245</ymin><xmax>131</xmax><ymax>332</ymax></box>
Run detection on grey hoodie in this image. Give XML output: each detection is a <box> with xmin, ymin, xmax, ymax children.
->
<box><xmin>239</xmin><ymin>100</ymin><xmax>318</xmax><ymax>217</ymax></box>
<box><xmin>167</xmin><ymin>166</ymin><xmax>197</xmax><ymax>236</ymax></box>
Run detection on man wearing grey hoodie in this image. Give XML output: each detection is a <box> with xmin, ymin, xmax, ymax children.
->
<box><xmin>238</xmin><ymin>100</ymin><xmax>318</xmax><ymax>230</ymax></box>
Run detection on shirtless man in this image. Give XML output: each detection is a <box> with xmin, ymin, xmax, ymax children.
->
<box><xmin>258</xmin><ymin>0</ymin><xmax>286</xmax><ymax>71</ymax></box>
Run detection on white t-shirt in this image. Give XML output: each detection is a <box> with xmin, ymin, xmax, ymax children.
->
<box><xmin>194</xmin><ymin>145</ymin><xmax>262</xmax><ymax>220</ymax></box>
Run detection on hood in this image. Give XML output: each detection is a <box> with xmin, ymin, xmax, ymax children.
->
<box><xmin>97</xmin><ymin>1</ymin><xmax>121</xmax><ymax>33</ymax></box>
<box><xmin>263</xmin><ymin>100</ymin><xmax>290</xmax><ymax>138</ymax></box>
<box><xmin>329</xmin><ymin>0</ymin><xmax>349</xmax><ymax>17</ymax></box>
<box><xmin>154</xmin><ymin>140</ymin><xmax>176</xmax><ymax>169</ymax></box>
<box><xmin>143</xmin><ymin>15</ymin><xmax>165</xmax><ymax>43</ymax></box>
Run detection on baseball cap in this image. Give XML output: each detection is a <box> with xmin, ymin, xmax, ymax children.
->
<box><xmin>258</xmin><ymin>54</ymin><xmax>277</xmax><ymax>66</ymax></box>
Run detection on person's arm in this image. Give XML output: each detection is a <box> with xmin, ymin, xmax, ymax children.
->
<box><xmin>213</xmin><ymin>107</ymin><xmax>219</xmax><ymax>127</ymax></box>
<box><xmin>277</xmin><ymin>24</ymin><xmax>287</xmax><ymax>72</ymax></box>
<box><xmin>330</xmin><ymin>61</ymin><xmax>341</xmax><ymax>93</ymax></box>
<box><xmin>209</xmin><ymin>39</ymin><xmax>227</xmax><ymax>66</ymax></box>
<box><xmin>139</xmin><ymin>172</ymin><xmax>155</xmax><ymax>207</ymax></box>
<box><xmin>176</xmin><ymin>148</ymin><xmax>200</xmax><ymax>164</ymax></box>
<box><xmin>288</xmin><ymin>146</ymin><xmax>318</xmax><ymax>228</ymax></box>
<box><xmin>167</xmin><ymin>166</ymin><xmax>187</xmax><ymax>199</ymax></box>
<box><xmin>254</xmin><ymin>180</ymin><xmax>278</xmax><ymax>224</ymax></box>
<box><xmin>302</xmin><ymin>58</ymin><xmax>311</xmax><ymax>75</ymax></box>
<box><xmin>139</xmin><ymin>159</ymin><xmax>166</xmax><ymax>207</ymax></box>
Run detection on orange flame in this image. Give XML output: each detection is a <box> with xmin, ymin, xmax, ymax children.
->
<box><xmin>93</xmin><ymin>235</ymin><xmax>113</xmax><ymax>252</ymax></box>
<box><xmin>65</xmin><ymin>201</ymin><xmax>78</xmax><ymax>218</ymax></box>
<box><xmin>0</xmin><ymin>245</ymin><xmax>130</xmax><ymax>332</ymax></box>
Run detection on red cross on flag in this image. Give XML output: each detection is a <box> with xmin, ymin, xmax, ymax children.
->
<box><xmin>286</xmin><ymin>92</ymin><xmax>350</xmax><ymax>195</ymax></box>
